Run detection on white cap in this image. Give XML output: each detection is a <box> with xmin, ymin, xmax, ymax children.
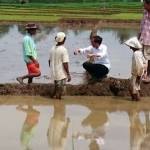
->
<box><xmin>55</xmin><ymin>32</ymin><xmax>66</xmax><ymax>43</ymax></box>
<box><xmin>124</xmin><ymin>37</ymin><xmax>142</xmax><ymax>49</ymax></box>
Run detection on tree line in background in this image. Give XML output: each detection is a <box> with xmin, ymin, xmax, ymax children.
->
<box><xmin>0</xmin><ymin>0</ymin><xmax>141</xmax><ymax>4</ymax></box>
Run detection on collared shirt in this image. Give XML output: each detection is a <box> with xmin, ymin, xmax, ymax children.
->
<box><xmin>132</xmin><ymin>50</ymin><xmax>146</xmax><ymax>76</ymax></box>
<box><xmin>79</xmin><ymin>44</ymin><xmax>111</xmax><ymax>70</ymax></box>
<box><xmin>49</xmin><ymin>45</ymin><xmax>69</xmax><ymax>81</ymax></box>
<box><xmin>23</xmin><ymin>34</ymin><xmax>37</xmax><ymax>63</ymax></box>
<box><xmin>140</xmin><ymin>10</ymin><xmax>150</xmax><ymax>46</ymax></box>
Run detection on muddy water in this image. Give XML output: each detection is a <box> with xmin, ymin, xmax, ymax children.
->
<box><xmin>0</xmin><ymin>24</ymin><xmax>138</xmax><ymax>84</ymax></box>
<box><xmin>0</xmin><ymin>96</ymin><xmax>150</xmax><ymax>150</ymax></box>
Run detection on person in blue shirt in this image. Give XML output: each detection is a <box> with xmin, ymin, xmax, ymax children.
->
<box><xmin>16</xmin><ymin>23</ymin><xmax>41</xmax><ymax>84</ymax></box>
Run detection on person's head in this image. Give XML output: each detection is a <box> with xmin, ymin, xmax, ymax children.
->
<box><xmin>91</xmin><ymin>35</ymin><xmax>103</xmax><ymax>48</ymax></box>
<box><xmin>90</xmin><ymin>30</ymin><xmax>97</xmax><ymax>41</ymax></box>
<box><xmin>55</xmin><ymin>32</ymin><xmax>66</xmax><ymax>46</ymax></box>
<box><xmin>144</xmin><ymin>0</ymin><xmax>150</xmax><ymax>12</ymax></box>
<box><xmin>124</xmin><ymin>37</ymin><xmax>142</xmax><ymax>52</ymax></box>
<box><xmin>25</xmin><ymin>23</ymin><xmax>38</xmax><ymax>35</ymax></box>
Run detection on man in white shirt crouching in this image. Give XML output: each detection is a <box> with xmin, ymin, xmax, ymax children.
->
<box><xmin>75</xmin><ymin>35</ymin><xmax>111</xmax><ymax>83</ymax></box>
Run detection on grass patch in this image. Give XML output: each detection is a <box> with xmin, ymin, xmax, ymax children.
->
<box><xmin>0</xmin><ymin>2</ymin><xmax>144</xmax><ymax>22</ymax></box>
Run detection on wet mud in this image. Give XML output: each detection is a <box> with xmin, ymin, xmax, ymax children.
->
<box><xmin>0</xmin><ymin>77</ymin><xmax>150</xmax><ymax>97</ymax></box>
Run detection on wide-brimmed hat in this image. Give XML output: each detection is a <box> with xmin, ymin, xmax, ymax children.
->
<box><xmin>124</xmin><ymin>37</ymin><xmax>142</xmax><ymax>49</ymax></box>
<box><xmin>25</xmin><ymin>23</ymin><xmax>38</xmax><ymax>30</ymax></box>
<box><xmin>55</xmin><ymin>32</ymin><xmax>66</xmax><ymax>43</ymax></box>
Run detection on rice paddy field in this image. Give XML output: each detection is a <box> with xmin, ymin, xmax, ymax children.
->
<box><xmin>0</xmin><ymin>2</ymin><xmax>144</xmax><ymax>22</ymax></box>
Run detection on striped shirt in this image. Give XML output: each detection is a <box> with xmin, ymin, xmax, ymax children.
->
<box><xmin>140</xmin><ymin>10</ymin><xmax>150</xmax><ymax>46</ymax></box>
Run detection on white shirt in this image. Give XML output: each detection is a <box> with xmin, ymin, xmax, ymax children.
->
<box><xmin>132</xmin><ymin>51</ymin><xmax>147</xmax><ymax>76</ymax></box>
<box><xmin>49</xmin><ymin>45</ymin><xmax>69</xmax><ymax>80</ymax></box>
<box><xmin>79</xmin><ymin>44</ymin><xmax>111</xmax><ymax>70</ymax></box>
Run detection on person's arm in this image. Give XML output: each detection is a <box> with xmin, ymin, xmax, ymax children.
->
<box><xmin>138</xmin><ymin>10</ymin><xmax>146</xmax><ymax>39</ymax></box>
<box><xmin>63</xmin><ymin>62</ymin><xmax>71</xmax><ymax>82</ymax></box>
<box><xmin>62</xmin><ymin>48</ymin><xmax>71</xmax><ymax>82</ymax></box>
<box><xmin>48</xmin><ymin>60</ymin><xmax>50</xmax><ymax>67</ymax></box>
<box><xmin>134</xmin><ymin>52</ymin><xmax>145</xmax><ymax>77</ymax></box>
<box><xmin>74</xmin><ymin>46</ymin><xmax>92</xmax><ymax>55</ymax></box>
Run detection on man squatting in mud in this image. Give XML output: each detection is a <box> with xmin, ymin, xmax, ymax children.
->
<box><xmin>17</xmin><ymin>23</ymin><xmax>41</xmax><ymax>84</ymax></box>
<box><xmin>74</xmin><ymin>35</ymin><xmax>111</xmax><ymax>83</ymax></box>
<box><xmin>48</xmin><ymin>32</ymin><xmax>71</xmax><ymax>99</ymax></box>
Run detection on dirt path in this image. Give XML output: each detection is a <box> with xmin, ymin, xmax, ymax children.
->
<box><xmin>0</xmin><ymin>77</ymin><xmax>150</xmax><ymax>97</ymax></box>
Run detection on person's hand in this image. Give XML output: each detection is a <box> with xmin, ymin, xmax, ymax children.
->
<box><xmin>33</xmin><ymin>59</ymin><xmax>39</xmax><ymax>67</ymax></box>
<box><xmin>67</xmin><ymin>74</ymin><xmax>71</xmax><ymax>82</ymax></box>
<box><xmin>74</xmin><ymin>49</ymin><xmax>80</xmax><ymax>55</ymax></box>
<box><xmin>87</xmin><ymin>53</ymin><xmax>94</xmax><ymax>58</ymax></box>
<box><xmin>33</xmin><ymin>59</ymin><xmax>38</xmax><ymax>64</ymax></box>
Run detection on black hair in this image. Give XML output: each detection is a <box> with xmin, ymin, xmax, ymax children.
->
<box><xmin>93</xmin><ymin>35</ymin><xmax>103</xmax><ymax>45</ymax></box>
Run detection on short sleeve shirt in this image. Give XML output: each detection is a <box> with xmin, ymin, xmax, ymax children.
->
<box><xmin>49</xmin><ymin>45</ymin><xmax>69</xmax><ymax>81</ymax></box>
<box><xmin>23</xmin><ymin>34</ymin><xmax>37</xmax><ymax>63</ymax></box>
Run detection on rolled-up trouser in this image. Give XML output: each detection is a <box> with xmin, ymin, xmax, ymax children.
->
<box><xmin>130</xmin><ymin>75</ymin><xmax>142</xmax><ymax>94</ymax></box>
<box><xmin>54</xmin><ymin>78</ymin><xmax>66</xmax><ymax>95</ymax></box>
<box><xmin>83</xmin><ymin>62</ymin><xmax>109</xmax><ymax>79</ymax></box>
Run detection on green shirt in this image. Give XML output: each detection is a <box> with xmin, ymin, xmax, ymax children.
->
<box><xmin>23</xmin><ymin>34</ymin><xmax>37</xmax><ymax>63</ymax></box>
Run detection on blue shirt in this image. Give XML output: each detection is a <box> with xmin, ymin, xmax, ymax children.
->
<box><xmin>23</xmin><ymin>34</ymin><xmax>37</xmax><ymax>63</ymax></box>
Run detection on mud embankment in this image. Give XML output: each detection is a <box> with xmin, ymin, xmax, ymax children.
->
<box><xmin>0</xmin><ymin>77</ymin><xmax>150</xmax><ymax>97</ymax></box>
<box><xmin>0</xmin><ymin>19</ymin><xmax>140</xmax><ymax>29</ymax></box>
<box><xmin>59</xmin><ymin>19</ymin><xmax>140</xmax><ymax>29</ymax></box>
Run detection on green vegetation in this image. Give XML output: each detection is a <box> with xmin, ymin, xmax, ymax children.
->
<box><xmin>0</xmin><ymin>2</ymin><xmax>144</xmax><ymax>23</ymax></box>
<box><xmin>0</xmin><ymin>0</ymin><xmax>141</xmax><ymax>4</ymax></box>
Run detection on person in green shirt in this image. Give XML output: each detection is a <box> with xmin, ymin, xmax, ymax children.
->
<box><xmin>17</xmin><ymin>23</ymin><xmax>41</xmax><ymax>84</ymax></box>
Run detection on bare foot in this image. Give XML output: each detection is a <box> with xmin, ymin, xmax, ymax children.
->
<box><xmin>16</xmin><ymin>77</ymin><xmax>24</xmax><ymax>84</ymax></box>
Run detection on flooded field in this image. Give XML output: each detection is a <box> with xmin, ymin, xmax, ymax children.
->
<box><xmin>0</xmin><ymin>24</ymin><xmax>138</xmax><ymax>84</ymax></box>
<box><xmin>0</xmin><ymin>96</ymin><xmax>150</xmax><ymax>150</ymax></box>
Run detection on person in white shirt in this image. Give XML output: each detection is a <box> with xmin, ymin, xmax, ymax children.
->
<box><xmin>124</xmin><ymin>37</ymin><xmax>147</xmax><ymax>101</ymax></box>
<box><xmin>74</xmin><ymin>35</ymin><xmax>111</xmax><ymax>82</ymax></box>
<box><xmin>49</xmin><ymin>32</ymin><xmax>71</xmax><ymax>99</ymax></box>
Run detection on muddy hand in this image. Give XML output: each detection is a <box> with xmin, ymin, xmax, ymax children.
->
<box><xmin>67</xmin><ymin>74</ymin><xmax>71</xmax><ymax>82</ymax></box>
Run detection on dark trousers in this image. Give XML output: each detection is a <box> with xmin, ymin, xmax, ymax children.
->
<box><xmin>83</xmin><ymin>62</ymin><xmax>109</xmax><ymax>79</ymax></box>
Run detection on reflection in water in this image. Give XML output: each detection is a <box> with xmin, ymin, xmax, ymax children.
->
<box><xmin>74</xmin><ymin>107</ymin><xmax>109</xmax><ymax>150</ymax></box>
<box><xmin>47</xmin><ymin>101</ymin><xmax>70</xmax><ymax>150</ymax></box>
<box><xmin>101</xmin><ymin>28</ymin><xmax>137</xmax><ymax>44</ymax></box>
<box><xmin>16</xmin><ymin>105</ymin><xmax>40</xmax><ymax>150</ymax></box>
<box><xmin>1</xmin><ymin>96</ymin><xmax>150</xmax><ymax>149</ymax></box>
<box><xmin>128</xmin><ymin>110</ymin><xmax>150</xmax><ymax>150</ymax></box>
<box><xmin>0</xmin><ymin>25</ymin><xmax>10</xmax><ymax>38</ymax></box>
